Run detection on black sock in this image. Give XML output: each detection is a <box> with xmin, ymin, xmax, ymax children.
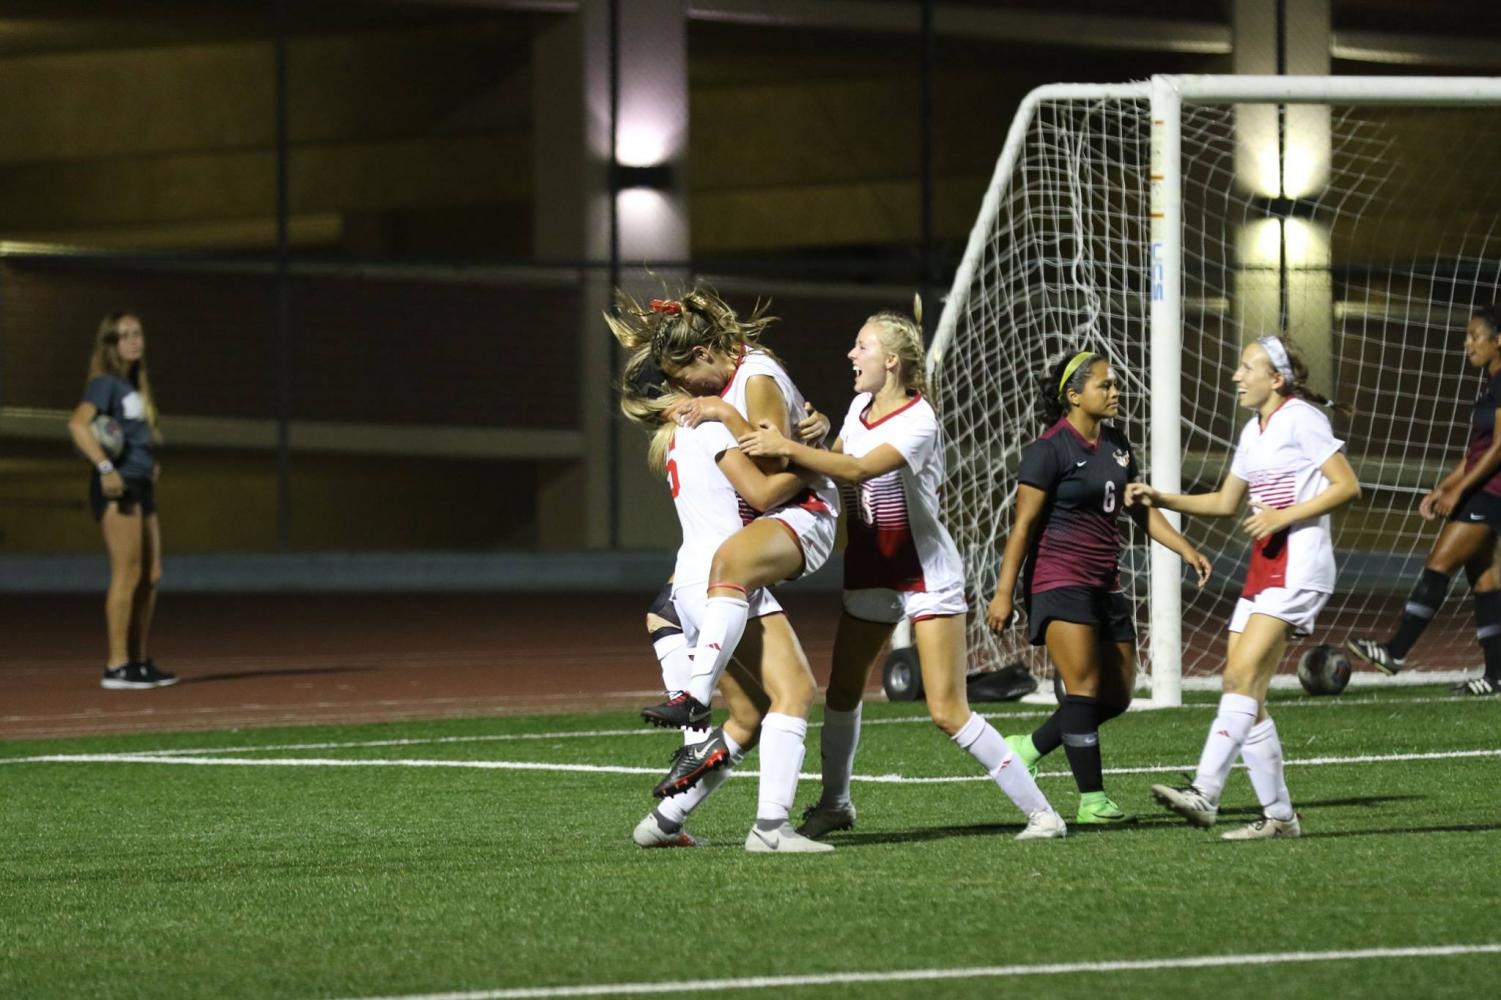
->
<box><xmin>1476</xmin><ymin>590</ymin><xmax>1501</xmax><ymax>681</ymax></box>
<box><xmin>1059</xmin><ymin>695</ymin><xmax>1103</xmax><ymax>794</ymax></box>
<box><xmin>1097</xmin><ymin>696</ymin><xmax>1131</xmax><ymax>724</ymax></box>
<box><xmin>1030</xmin><ymin>710</ymin><xmax>1064</xmax><ymax>758</ymax></box>
<box><xmin>1388</xmin><ymin>569</ymin><xmax>1450</xmax><ymax>660</ymax></box>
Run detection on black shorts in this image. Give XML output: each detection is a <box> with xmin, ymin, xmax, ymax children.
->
<box><xmin>90</xmin><ymin>474</ymin><xmax>156</xmax><ymax>522</ymax></box>
<box><xmin>1026</xmin><ymin>586</ymin><xmax>1135</xmax><ymax>647</ymax></box>
<box><xmin>1447</xmin><ymin>490</ymin><xmax>1501</xmax><ymax>528</ymax></box>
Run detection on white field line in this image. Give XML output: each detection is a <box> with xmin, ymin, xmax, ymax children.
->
<box><xmin>8</xmin><ymin>691</ymin><xmax>1477</xmax><ymax>761</ymax></box>
<box><xmin>4</xmin><ymin>747</ymin><xmax>1498</xmax><ymax>783</ymax></box>
<box><xmin>325</xmin><ymin>942</ymin><xmax>1501</xmax><ymax>1000</ymax></box>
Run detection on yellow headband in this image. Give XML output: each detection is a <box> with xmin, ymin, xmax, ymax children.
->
<box><xmin>1058</xmin><ymin>351</ymin><xmax>1097</xmax><ymax>400</ymax></box>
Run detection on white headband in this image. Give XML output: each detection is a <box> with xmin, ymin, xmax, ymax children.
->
<box><xmin>1256</xmin><ymin>336</ymin><xmax>1294</xmax><ymax>383</ymax></box>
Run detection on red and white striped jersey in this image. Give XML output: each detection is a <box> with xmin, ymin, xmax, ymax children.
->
<box><xmin>720</xmin><ymin>349</ymin><xmax>839</xmax><ymax>519</ymax></box>
<box><xmin>1230</xmin><ymin>397</ymin><xmax>1344</xmax><ymax>597</ymax></box>
<box><xmin>837</xmin><ymin>392</ymin><xmax>965</xmax><ymax>594</ymax></box>
<box><xmin>667</xmin><ymin>421</ymin><xmax>752</xmax><ymax>588</ymax></box>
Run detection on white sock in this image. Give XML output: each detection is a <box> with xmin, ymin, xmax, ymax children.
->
<box><xmin>818</xmin><ymin>705</ymin><xmax>862</xmax><ymax>808</ymax></box>
<box><xmin>953</xmin><ymin>713</ymin><xmax>1052</xmax><ymax>817</ymax></box>
<box><xmin>656</xmin><ymin>765</ymin><xmax>735</xmax><ymax>827</ymax></box>
<box><xmin>653</xmin><ymin>633</ymin><xmax>691</xmax><ymax>694</ymax></box>
<box><xmin>686</xmin><ymin>595</ymin><xmax>750</xmax><ymax>706</ymax></box>
<box><xmin>756</xmin><ymin>712</ymin><xmax>808</xmax><ymax>825</ymax></box>
<box><xmin>1192</xmin><ymin>693</ymin><xmax>1260</xmax><ymax>802</ymax></box>
<box><xmin>1241</xmin><ymin>717</ymin><xmax>1295</xmax><ymax>821</ymax></box>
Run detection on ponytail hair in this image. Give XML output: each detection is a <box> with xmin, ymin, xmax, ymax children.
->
<box><xmin>1036</xmin><ymin>349</ymin><xmax>1104</xmax><ymax>424</ymax></box>
<box><xmin>864</xmin><ymin>294</ymin><xmax>927</xmax><ymax>395</ymax></box>
<box><xmin>1259</xmin><ymin>335</ymin><xmax>1354</xmax><ymax>418</ymax></box>
<box><xmin>618</xmin><ymin>350</ymin><xmax>681</xmax><ymax>474</ymax></box>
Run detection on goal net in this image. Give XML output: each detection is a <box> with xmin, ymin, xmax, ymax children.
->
<box><xmin>930</xmin><ymin>76</ymin><xmax>1501</xmax><ymax>702</ymax></box>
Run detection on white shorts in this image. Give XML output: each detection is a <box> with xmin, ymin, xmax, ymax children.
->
<box><xmin>671</xmin><ymin>581</ymin><xmax>783</xmax><ymax>643</ymax></box>
<box><xmin>1229</xmin><ymin>587</ymin><xmax>1330</xmax><ymax>638</ymax></box>
<box><xmin>768</xmin><ymin>505</ymin><xmax>837</xmax><ymax>580</ymax></box>
<box><xmin>842</xmin><ymin>586</ymin><xmax>968</xmax><ymax>625</ymax></box>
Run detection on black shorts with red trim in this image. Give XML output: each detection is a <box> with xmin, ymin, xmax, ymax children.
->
<box><xmin>1025</xmin><ymin>585</ymin><xmax>1135</xmax><ymax>647</ymax></box>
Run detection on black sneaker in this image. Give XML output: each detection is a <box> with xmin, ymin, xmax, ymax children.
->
<box><xmin>652</xmin><ymin>728</ymin><xmax>731</xmax><ymax>799</ymax></box>
<box><xmin>641</xmin><ymin>691</ymin><xmax>711</xmax><ymax>730</ymax></box>
<box><xmin>101</xmin><ymin>662</ymin><xmax>154</xmax><ymax>690</ymax></box>
<box><xmin>137</xmin><ymin>658</ymin><xmax>179</xmax><ymax>688</ymax></box>
<box><xmin>1456</xmin><ymin>676</ymin><xmax>1499</xmax><ymax>697</ymax></box>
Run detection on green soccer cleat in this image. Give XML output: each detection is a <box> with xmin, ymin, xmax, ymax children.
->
<box><xmin>1075</xmin><ymin>791</ymin><xmax>1136</xmax><ymax>825</ymax></box>
<box><xmin>1005</xmin><ymin>733</ymin><xmax>1041</xmax><ymax>778</ymax></box>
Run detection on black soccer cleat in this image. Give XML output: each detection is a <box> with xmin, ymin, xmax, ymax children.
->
<box><xmin>640</xmin><ymin>691</ymin><xmax>711</xmax><ymax>730</ymax></box>
<box><xmin>652</xmin><ymin>728</ymin><xmax>731</xmax><ymax>799</ymax></box>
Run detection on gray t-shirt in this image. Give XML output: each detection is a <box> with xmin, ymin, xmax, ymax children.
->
<box><xmin>82</xmin><ymin>374</ymin><xmax>155</xmax><ymax>480</ymax></box>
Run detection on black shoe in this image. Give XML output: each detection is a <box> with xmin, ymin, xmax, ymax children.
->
<box><xmin>101</xmin><ymin>662</ymin><xmax>154</xmax><ymax>690</ymax></box>
<box><xmin>1456</xmin><ymin>675</ymin><xmax>1499</xmax><ymax>697</ymax></box>
<box><xmin>138</xmin><ymin>658</ymin><xmax>179</xmax><ymax>688</ymax></box>
<box><xmin>652</xmin><ymin>728</ymin><xmax>731</xmax><ymax>799</ymax></box>
<box><xmin>641</xmin><ymin>691</ymin><xmax>711</xmax><ymax>730</ymax></box>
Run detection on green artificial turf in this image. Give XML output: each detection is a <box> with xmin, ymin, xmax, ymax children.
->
<box><xmin>2</xmin><ymin>687</ymin><xmax>1498</xmax><ymax>999</ymax></box>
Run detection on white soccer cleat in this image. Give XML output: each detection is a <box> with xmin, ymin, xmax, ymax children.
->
<box><xmin>744</xmin><ymin>821</ymin><xmax>835</xmax><ymax>854</ymax></box>
<box><xmin>1221</xmin><ymin>813</ymin><xmax>1302</xmax><ymax>841</ymax></box>
<box><xmin>1015</xmin><ymin>808</ymin><xmax>1067</xmax><ymax>841</ymax></box>
<box><xmin>795</xmin><ymin>800</ymin><xmax>857</xmax><ymax>840</ymax></box>
<box><xmin>632</xmin><ymin>812</ymin><xmax>701</xmax><ymax>849</ymax></box>
<box><xmin>1151</xmin><ymin>782</ymin><xmax>1219</xmax><ymax>828</ymax></box>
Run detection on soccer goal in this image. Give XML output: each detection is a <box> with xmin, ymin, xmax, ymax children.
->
<box><xmin>930</xmin><ymin>75</ymin><xmax>1501</xmax><ymax>706</ymax></box>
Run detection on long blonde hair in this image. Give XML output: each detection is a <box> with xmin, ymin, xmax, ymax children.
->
<box><xmin>87</xmin><ymin>312</ymin><xmax>161</xmax><ymax>442</ymax></box>
<box><xmin>605</xmin><ymin>284</ymin><xmax>780</xmax><ymax>390</ymax></box>
<box><xmin>864</xmin><ymin>294</ymin><xmax>927</xmax><ymax>395</ymax></box>
<box><xmin>618</xmin><ymin>349</ymin><xmax>683</xmax><ymax>474</ymax></box>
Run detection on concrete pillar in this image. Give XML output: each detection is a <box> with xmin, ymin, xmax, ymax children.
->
<box><xmin>532</xmin><ymin>0</ymin><xmax>690</xmax><ymax>551</ymax></box>
<box><xmin>1233</xmin><ymin>0</ymin><xmax>1335</xmax><ymax>397</ymax></box>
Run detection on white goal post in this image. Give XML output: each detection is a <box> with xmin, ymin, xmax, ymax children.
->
<box><xmin>931</xmin><ymin>74</ymin><xmax>1501</xmax><ymax>707</ymax></box>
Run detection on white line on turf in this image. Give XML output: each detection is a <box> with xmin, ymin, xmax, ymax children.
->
<box><xmin>11</xmin><ymin>691</ymin><xmax>1477</xmax><ymax>761</ymax></box>
<box><xmin>5</xmin><ymin>747</ymin><xmax>1498</xmax><ymax>783</ymax></box>
<box><xmin>323</xmin><ymin>943</ymin><xmax>1501</xmax><ymax>1000</ymax></box>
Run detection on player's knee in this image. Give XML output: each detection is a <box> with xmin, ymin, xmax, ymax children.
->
<box><xmin>646</xmin><ymin>583</ymin><xmax>682</xmax><ymax>641</ymax></box>
<box><xmin>110</xmin><ymin>560</ymin><xmax>143</xmax><ymax>589</ymax></box>
<box><xmin>824</xmin><ymin>681</ymin><xmax>864</xmax><ymax>712</ymax></box>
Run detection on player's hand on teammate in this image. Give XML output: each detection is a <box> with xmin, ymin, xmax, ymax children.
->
<box><xmin>1123</xmin><ymin>482</ymin><xmax>1157</xmax><ymax>507</ymax></box>
<box><xmin>738</xmin><ymin>420</ymin><xmax>791</xmax><ymax>458</ymax></box>
<box><xmin>1241</xmin><ymin>502</ymin><xmax>1291</xmax><ymax>540</ymax></box>
<box><xmin>669</xmin><ymin>395</ymin><xmax>735</xmax><ymax>428</ymax></box>
<box><xmin>796</xmin><ymin>401</ymin><xmax>829</xmax><ymax>446</ymax></box>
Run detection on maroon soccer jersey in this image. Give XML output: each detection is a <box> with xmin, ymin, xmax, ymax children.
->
<box><xmin>1465</xmin><ymin>367</ymin><xmax>1501</xmax><ymax>498</ymax></box>
<box><xmin>1017</xmin><ymin>418</ymin><xmax>1138</xmax><ymax>595</ymax></box>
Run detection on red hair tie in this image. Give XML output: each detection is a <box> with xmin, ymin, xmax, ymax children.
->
<box><xmin>649</xmin><ymin>299</ymin><xmax>682</xmax><ymax>316</ymax></box>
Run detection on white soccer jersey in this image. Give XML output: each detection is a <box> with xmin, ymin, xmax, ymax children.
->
<box><xmin>1229</xmin><ymin>397</ymin><xmax>1344</xmax><ymax>597</ymax></box>
<box><xmin>720</xmin><ymin>349</ymin><xmax>839</xmax><ymax>518</ymax></box>
<box><xmin>667</xmin><ymin>421</ymin><xmax>752</xmax><ymax>588</ymax></box>
<box><xmin>837</xmin><ymin>392</ymin><xmax>965</xmax><ymax>595</ymax></box>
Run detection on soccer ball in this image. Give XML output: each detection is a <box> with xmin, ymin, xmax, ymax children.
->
<box><xmin>1297</xmin><ymin>644</ymin><xmax>1351</xmax><ymax>696</ymax></box>
<box><xmin>90</xmin><ymin>414</ymin><xmax>124</xmax><ymax>459</ymax></box>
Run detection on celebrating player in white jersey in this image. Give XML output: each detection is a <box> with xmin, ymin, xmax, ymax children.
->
<box><xmin>609</xmin><ymin>290</ymin><xmax>835</xmax><ymax>853</ymax></box>
<box><xmin>1127</xmin><ymin>336</ymin><xmax>1360</xmax><ymax>839</ymax></box>
<box><xmin>736</xmin><ymin>298</ymin><xmax>1067</xmax><ymax>841</ymax></box>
